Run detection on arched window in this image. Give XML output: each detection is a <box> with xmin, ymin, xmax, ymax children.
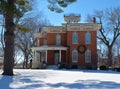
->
<box><xmin>85</xmin><ymin>32</ymin><xmax>91</xmax><ymax>44</ymax></box>
<box><xmin>56</xmin><ymin>34</ymin><xmax>61</xmax><ymax>45</ymax></box>
<box><xmin>85</xmin><ymin>49</ymin><xmax>91</xmax><ymax>63</ymax></box>
<box><xmin>72</xmin><ymin>32</ymin><xmax>78</xmax><ymax>44</ymax></box>
<box><xmin>72</xmin><ymin>49</ymin><xmax>78</xmax><ymax>62</ymax></box>
<box><xmin>43</xmin><ymin>39</ymin><xmax>47</xmax><ymax>45</ymax></box>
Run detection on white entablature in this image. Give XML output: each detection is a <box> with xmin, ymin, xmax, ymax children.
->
<box><xmin>64</xmin><ymin>14</ymin><xmax>80</xmax><ymax>23</ymax></box>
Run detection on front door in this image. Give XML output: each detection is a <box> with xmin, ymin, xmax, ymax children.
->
<box><xmin>55</xmin><ymin>53</ymin><xmax>59</xmax><ymax>65</ymax></box>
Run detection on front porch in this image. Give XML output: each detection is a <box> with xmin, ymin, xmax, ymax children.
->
<box><xmin>31</xmin><ymin>46</ymin><xmax>68</xmax><ymax>69</ymax></box>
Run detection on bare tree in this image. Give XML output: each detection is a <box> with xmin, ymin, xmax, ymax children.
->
<box><xmin>0</xmin><ymin>15</ymin><xmax>5</xmax><ymax>56</ymax></box>
<box><xmin>87</xmin><ymin>7</ymin><xmax>120</xmax><ymax>67</ymax></box>
<box><xmin>15</xmin><ymin>12</ymin><xmax>50</xmax><ymax>68</ymax></box>
<box><xmin>114</xmin><ymin>37</ymin><xmax>120</xmax><ymax>56</ymax></box>
<box><xmin>15</xmin><ymin>31</ymin><xmax>36</xmax><ymax>68</ymax></box>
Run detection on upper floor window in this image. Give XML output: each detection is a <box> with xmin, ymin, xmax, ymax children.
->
<box><xmin>43</xmin><ymin>39</ymin><xmax>47</xmax><ymax>45</ymax></box>
<box><xmin>72</xmin><ymin>49</ymin><xmax>78</xmax><ymax>62</ymax></box>
<box><xmin>85</xmin><ymin>32</ymin><xmax>91</xmax><ymax>44</ymax></box>
<box><xmin>56</xmin><ymin>34</ymin><xmax>61</xmax><ymax>45</ymax></box>
<box><xmin>37</xmin><ymin>39</ymin><xmax>40</xmax><ymax>46</ymax></box>
<box><xmin>85</xmin><ymin>49</ymin><xmax>91</xmax><ymax>63</ymax></box>
<box><xmin>72</xmin><ymin>32</ymin><xmax>78</xmax><ymax>44</ymax></box>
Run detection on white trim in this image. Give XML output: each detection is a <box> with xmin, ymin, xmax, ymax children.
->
<box><xmin>67</xmin><ymin>24</ymin><xmax>99</xmax><ymax>31</ymax></box>
<box><xmin>31</xmin><ymin>46</ymin><xmax>68</xmax><ymax>51</ymax></box>
<box><xmin>45</xmin><ymin>50</ymin><xmax>47</xmax><ymax>62</ymax></box>
<box><xmin>59</xmin><ymin>50</ymin><xmax>61</xmax><ymax>62</ymax></box>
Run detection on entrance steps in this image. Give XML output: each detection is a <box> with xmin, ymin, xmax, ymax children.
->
<box><xmin>46</xmin><ymin>65</ymin><xmax>58</xmax><ymax>70</ymax></box>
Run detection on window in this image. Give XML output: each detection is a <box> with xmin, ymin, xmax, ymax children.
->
<box><xmin>55</xmin><ymin>53</ymin><xmax>59</xmax><ymax>64</ymax></box>
<box><xmin>43</xmin><ymin>39</ymin><xmax>47</xmax><ymax>45</ymax></box>
<box><xmin>72</xmin><ymin>49</ymin><xmax>78</xmax><ymax>62</ymax></box>
<box><xmin>85</xmin><ymin>32</ymin><xmax>91</xmax><ymax>44</ymax></box>
<box><xmin>41</xmin><ymin>51</ymin><xmax>45</xmax><ymax>62</ymax></box>
<box><xmin>72</xmin><ymin>32</ymin><xmax>78</xmax><ymax>44</ymax></box>
<box><xmin>37</xmin><ymin>39</ymin><xmax>40</xmax><ymax>46</ymax></box>
<box><xmin>56</xmin><ymin>34</ymin><xmax>61</xmax><ymax>45</ymax></box>
<box><xmin>85</xmin><ymin>49</ymin><xmax>91</xmax><ymax>63</ymax></box>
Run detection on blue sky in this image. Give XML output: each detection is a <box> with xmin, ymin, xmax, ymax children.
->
<box><xmin>33</xmin><ymin>0</ymin><xmax>120</xmax><ymax>26</ymax></box>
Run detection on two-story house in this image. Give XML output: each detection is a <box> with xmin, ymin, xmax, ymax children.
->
<box><xmin>31</xmin><ymin>14</ymin><xmax>100</xmax><ymax>69</ymax></box>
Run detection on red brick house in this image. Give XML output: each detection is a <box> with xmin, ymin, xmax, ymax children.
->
<box><xmin>32</xmin><ymin>14</ymin><xmax>100</xmax><ymax>69</ymax></box>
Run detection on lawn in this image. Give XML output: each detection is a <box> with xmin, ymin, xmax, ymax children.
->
<box><xmin>0</xmin><ymin>68</ymin><xmax>120</xmax><ymax>89</ymax></box>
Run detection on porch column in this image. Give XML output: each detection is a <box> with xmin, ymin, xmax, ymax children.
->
<box><xmin>45</xmin><ymin>50</ymin><xmax>47</xmax><ymax>63</ymax></box>
<box><xmin>35</xmin><ymin>50</ymin><xmax>37</xmax><ymax>62</ymax></box>
<box><xmin>32</xmin><ymin>50</ymin><xmax>35</xmax><ymax>62</ymax></box>
<box><xmin>59</xmin><ymin>50</ymin><xmax>61</xmax><ymax>62</ymax></box>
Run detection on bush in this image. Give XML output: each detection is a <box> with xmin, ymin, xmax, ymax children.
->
<box><xmin>86</xmin><ymin>66</ymin><xmax>92</xmax><ymax>70</ymax></box>
<box><xmin>114</xmin><ymin>68</ymin><xmax>120</xmax><ymax>72</ymax></box>
<box><xmin>100</xmin><ymin>66</ymin><xmax>107</xmax><ymax>70</ymax></box>
<box><xmin>71</xmin><ymin>65</ymin><xmax>78</xmax><ymax>69</ymax></box>
<box><xmin>58</xmin><ymin>62</ymin><xmax>66</xmax><ymax>69</ymax></box>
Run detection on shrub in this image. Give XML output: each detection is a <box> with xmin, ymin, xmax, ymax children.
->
<box><xmin>114</xmin><ymin>68</ymin><xmax>120</xmax><ymax>72</ymax></box>
<box><xmin>58</xmin><ymin>62</ymin><xmax>66</xmax><ymax>69</ymax></box>
<box><xmin>71</xmin><ymin>65</ymin><xmax>78</xmax><ymax>69</ymax></box>
<box><xmin>100</xmin><ymin>66</ymin><xmax>107</xmax><ymax>70</ymax></box>
<box><xmin>86</xmin><ymin>66</ymin><xmax>92</xmax><ymax>70</ymax></box>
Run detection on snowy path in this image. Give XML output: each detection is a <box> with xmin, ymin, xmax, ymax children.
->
<box><xmin>0</xmin><ymin>69</ymin><xmax>120</xmax><ymax>89</ymax></box>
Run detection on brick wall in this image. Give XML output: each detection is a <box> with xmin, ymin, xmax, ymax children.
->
<box><xmin>66</xmin><ymin>31</ymin><xmax>97</xmax><ymax>67</ymax></box>
<box><xmin>38</xmin><ymin>30</ymin><xmax>97</xmax><ymax>69</ymax></box>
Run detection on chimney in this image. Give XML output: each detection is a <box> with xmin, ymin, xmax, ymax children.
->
<box><xmin>93</xmin><ymin>17</ymin><xmax>96</xmax><ymax>23</ymax></box>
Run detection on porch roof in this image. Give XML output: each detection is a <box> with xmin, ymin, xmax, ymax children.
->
<box><xmin>31</xmin><ymin>45</ymin><xmax>68</xmax><ymax>51</ymax></box>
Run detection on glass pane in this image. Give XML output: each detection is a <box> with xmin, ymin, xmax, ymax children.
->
<box><xmin>72</xmin><ymin>32</ymin><xmax>78</xmax><ymax>44</ymax></box>
<box><xmin>86</xmin><ymin>33</ymin><xmax>91</xmax><ymax>43</ymax></box>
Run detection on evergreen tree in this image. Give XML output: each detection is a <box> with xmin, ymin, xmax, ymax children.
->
<box><xmin>0</xmin><ymin>0</ymin><xmax>76</xmax><ymax>75</ymax></box>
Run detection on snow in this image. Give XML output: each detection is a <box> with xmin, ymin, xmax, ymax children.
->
<box><xmin>0</xmin><ymin>68</ymin><xmax>120</xmax><ymax>89</ymax></box>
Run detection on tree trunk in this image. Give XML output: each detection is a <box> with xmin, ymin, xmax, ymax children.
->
<box><xmin>2</xmin><ymin>1</ymin><xmax>15</xmax><ymax>75</ymax></box>
<box><xmin>25</xmin><ymin>58</ymin><xmax>28</xmax><ymax>68</ymax></box>
<box><xmin>107</xmin><ymin>47</ymin><xmax>112</xmax><ymax>67</ymax></box>
<box><xmin>23</xmin><ymin>53</ymin><xmax>28</xmax><ymax>69</ymax></box>
<box><xmin>23</xmin><ymin>60</ymin><xmax>25</xmax><ymax>69</ymax></box>
<box><xmin>3</xmin><ymin>32</ymin><xmax>14</xmax><ymax>75</ymax></box>
<box><xmin>25</xmin><ymin>55</ymin><xmax>29</xmax><ymax>68</ymax></box>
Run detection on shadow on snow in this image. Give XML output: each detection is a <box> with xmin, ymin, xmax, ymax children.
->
<box><xmin>0</xmin><ymin>69</ymin><xmax>120</xmax><ymax>89</ymax></box>
<box><xmin>46</xmin><ymin>80</ymin><xmax>120</xmax><ymax>89</ymax></box>
<box><xmin>0</xmin><ymin>75</ymin><xmax>120</xmax><ymax>89</ymax></box>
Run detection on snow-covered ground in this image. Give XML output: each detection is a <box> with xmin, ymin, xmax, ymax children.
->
<box><xmin>0</xmin><ymin>68</ymin><xmax>120</xmax><ymax>89</ymax></box>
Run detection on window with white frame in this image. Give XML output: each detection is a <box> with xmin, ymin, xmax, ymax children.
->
<box><xmin>72</xmin><ymin>32</ymin><xmax>78</xmax><ymax>44</ymax></box>
<box><xmin>85</xmin><ymin>49</ymin><xmax>91</xmax><ymax>63</ymax></box>
<box><xmin>85</xmin><ymin>32</ymin><xmax>91</xmax><ymax>44</ymax></box>
<box><xmin>43</xmin><ymin>39</ymin><xmax>47</xmax><ymax>45</ymax></box>
<box><xmin>56</xmin><ymin>34</ymin><xmax>61</xmax><ymax>45</ymax></box>
<box><xmin>72</xmin><ymin>49</ymin><xmax>78</xmax><ymax>62</ymax></box>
